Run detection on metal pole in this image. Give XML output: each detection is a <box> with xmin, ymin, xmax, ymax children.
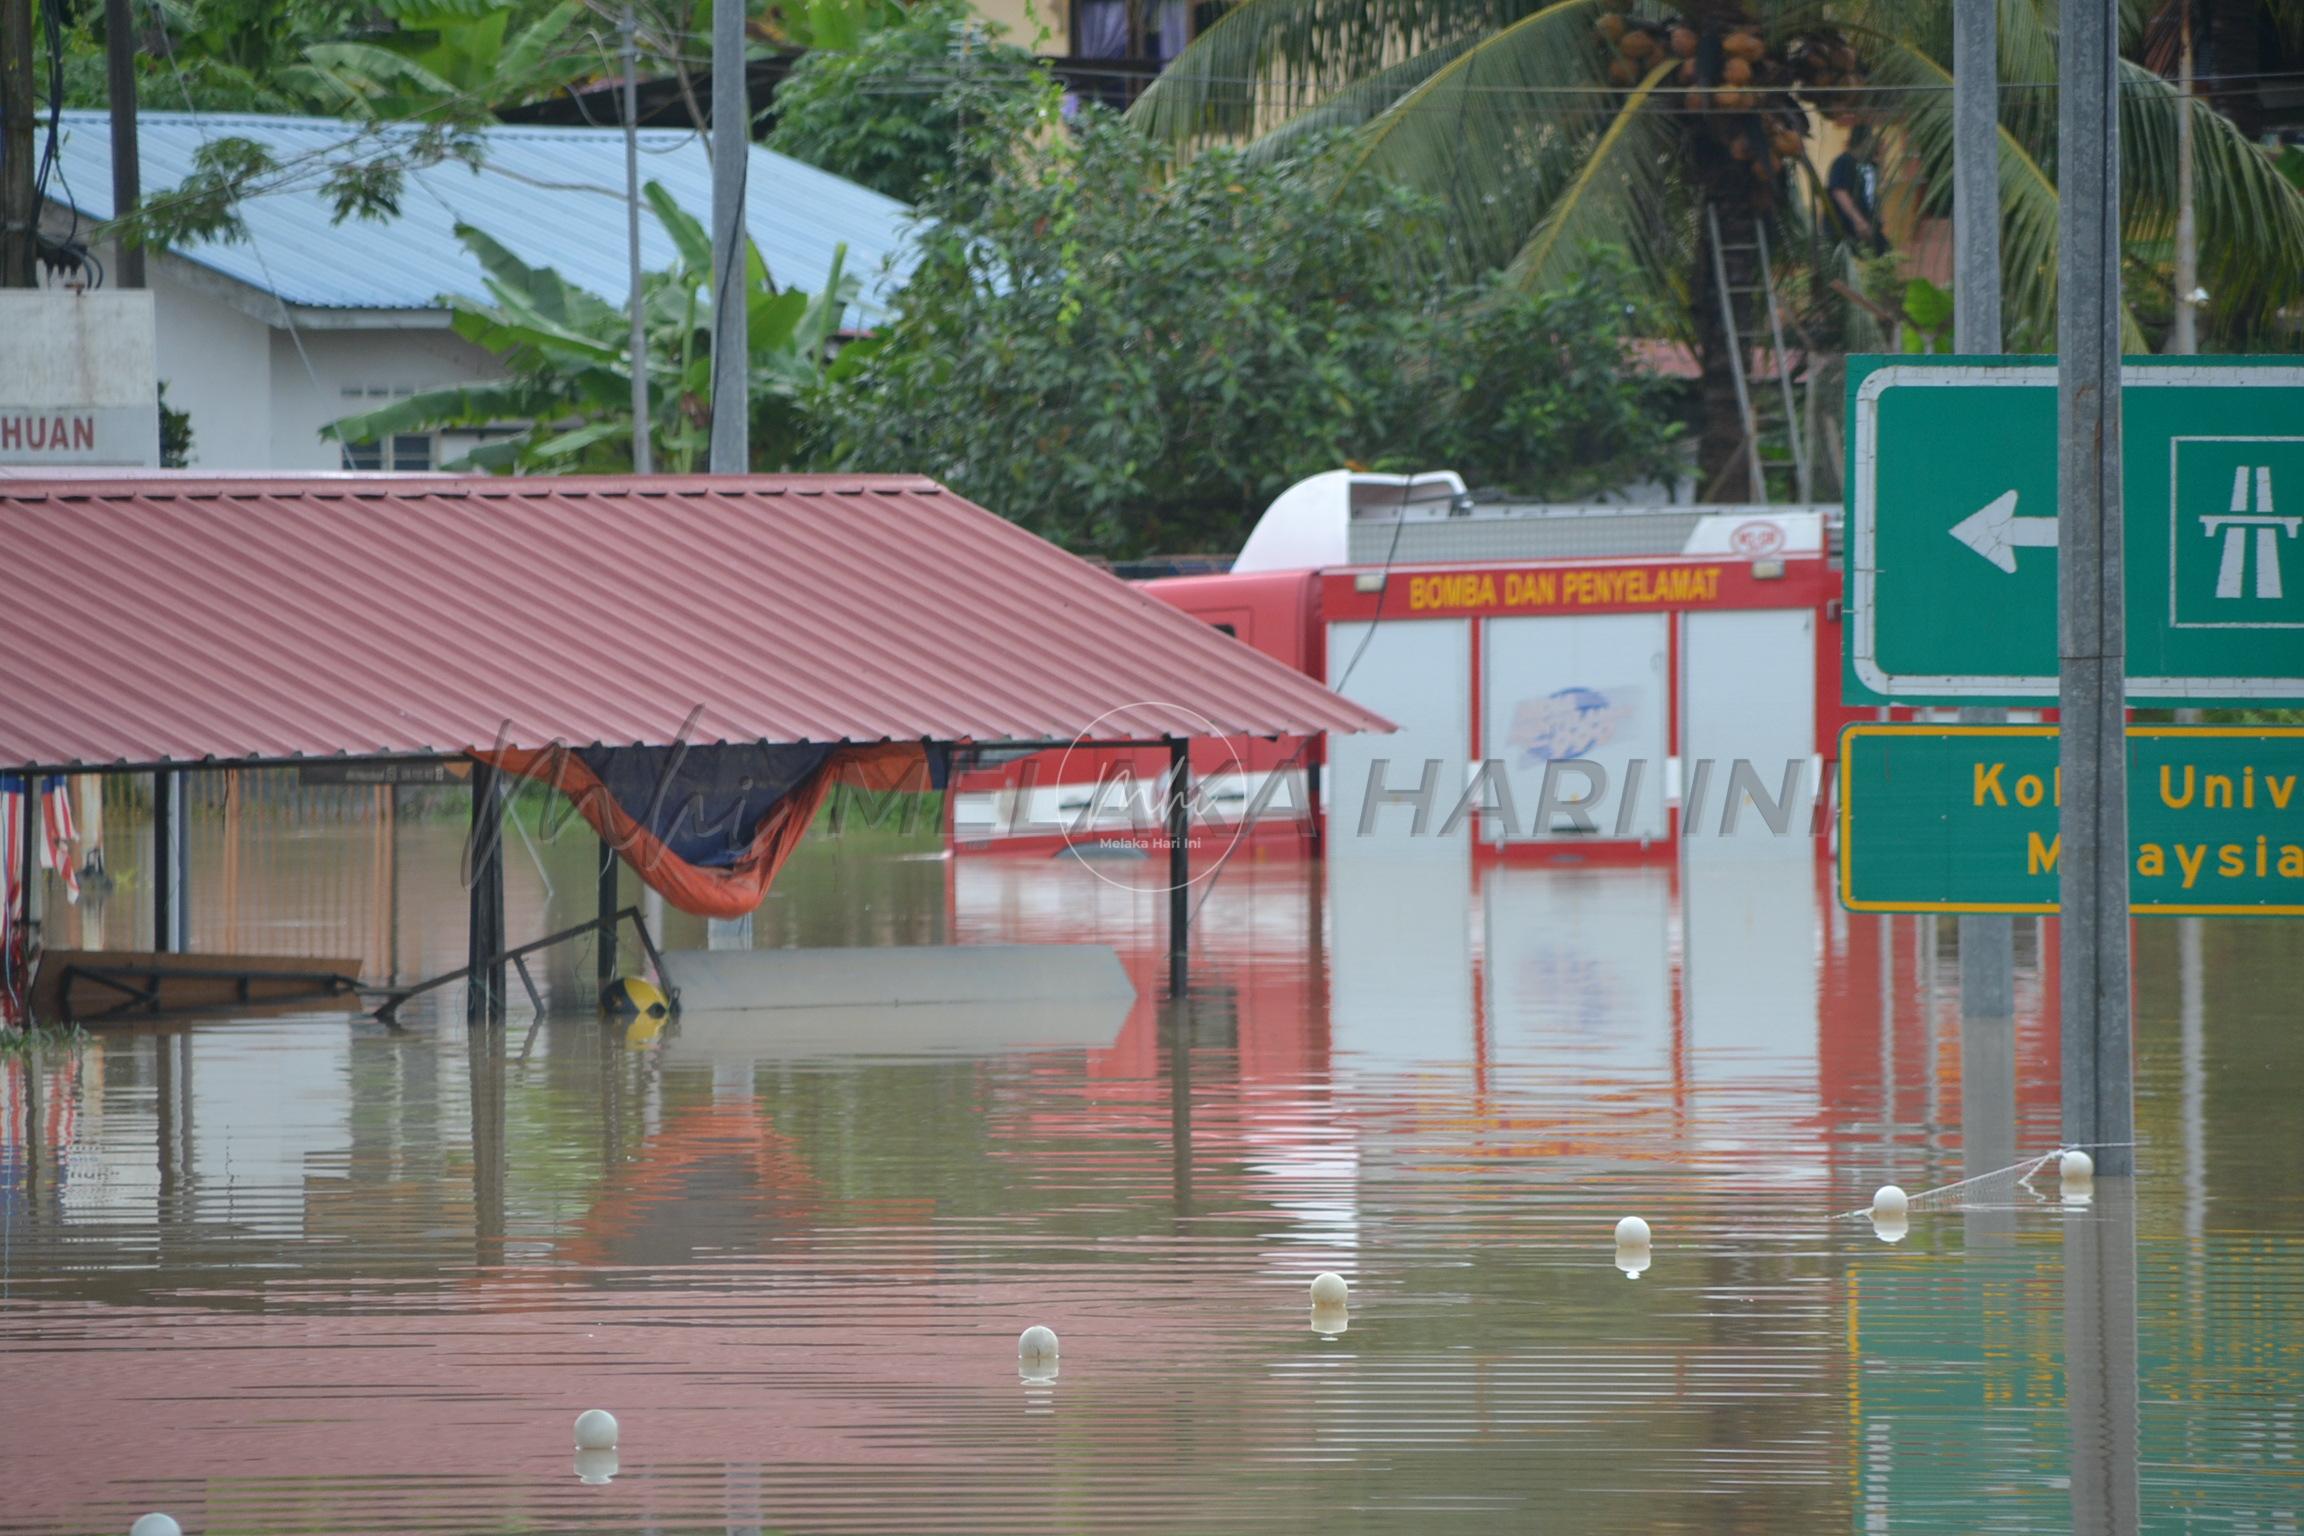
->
<box><xmin>1954</xmin><ymin>0</ymin><xmax>2015</xmax><ymax>1023</ymax></box>
<box><xmin>2064</xmin><ymin>1177</ymin><xmax>2142</xmax><ymax>1533</ymax></box>
<box><xmin>467</xmin><ymin>760</ymin><xmax>506</xmax><ymax>1025</ymax></box>
<box><xmin>151</xmin><ymin>770</ymin><xmax>176</xmax><ymax>951</ymax></box>
<box><xmin>1</xmin><ymin>0</ymin><xmax>36</xmax><ymax>287</ymax></box>
<box><xmin>1953</xmin><ymin>0</ymin><xmax>2002</xmax><ymax>354</ymax></box>
<box><xmin>621</xmin><ymin>3</ymin><xmax>653</xmax><ymax>473</ymax></box>
<box><xmin>2057</xmin><ymin>0</ymin><xmax>2134</xmax><ymax>1176</ymax></box>
<box><xmin>707</xmin><ymin>0</ymin><xmax>749</xmax><ymax>474</ymax></box>
<box><xmin>104</xmin><ymin>0</ymin><xmax>142</xmax><ymax>289</ymax></box>
<box><xmin>2171</xmin><ymin>0</ymin><xmax>2198</xmax><ymax>356</ymax></box>
<box><xmin>1167</xmin><ymin>737</ymin><xmax>1190</xmax><ymax>999</ymax></box>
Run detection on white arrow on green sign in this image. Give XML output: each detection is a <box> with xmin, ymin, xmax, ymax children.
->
<box><xmin>1846</xmin><ymin>357</ymin><xmax>2304</xmax><ymax>704</ymax></box>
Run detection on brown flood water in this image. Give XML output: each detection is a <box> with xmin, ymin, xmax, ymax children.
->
<box><xmin>4</xmin><ymin>805</ymin><xmax>2303</xmax><ymax>1534</ymax></box>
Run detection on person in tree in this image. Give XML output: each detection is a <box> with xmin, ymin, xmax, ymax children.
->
<box><xmin>1828</xmin><ymin>122</ymin><xmax>1889</xmax><ymax>256</ymax></box>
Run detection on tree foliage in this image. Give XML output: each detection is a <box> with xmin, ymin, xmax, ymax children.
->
<box><xmin>814</xmin><ymin>116</ymin><xmax>1685</xmax><ymax>557</ymax></box>
<box><xmin>330</xmin><ymin>181</ymin><xmax>856</xmax><ymax>472</ymax></box>
<box><xmin>764</xmin><ymin>0</ymin><xmax>1054</xmax><ymax>203</ymax></box>
<box><xmin>1131</xmin><ymin>0</ymin><xmax>2304</xmax><ymax>497</ymax></box>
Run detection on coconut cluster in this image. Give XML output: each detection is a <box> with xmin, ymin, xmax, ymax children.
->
<box><xmin>1595</xmin><ymin>2</ymin><xmax>1869</xmax><ymax>195</ymax></box>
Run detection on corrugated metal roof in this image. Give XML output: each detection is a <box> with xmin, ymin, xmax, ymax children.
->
<box><xmin>52</xmin><ymin>111</ymin><xmax>916</xmax><ymax>321</ymax></box>
<box><xmin>0</xmin><ymin>475</ymin><xmax>1392</xmax><ymax>771</ymax></box>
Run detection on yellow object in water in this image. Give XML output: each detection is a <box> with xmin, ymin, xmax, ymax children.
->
<box><xmin>602</xmin><ymin>975</ymin><xmax>671</xmax><ymax>1020</ymax></box>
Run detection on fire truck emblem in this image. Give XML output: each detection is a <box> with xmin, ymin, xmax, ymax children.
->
<box><xmin>1506</xmin><ymin>687</ymin><xmax>1639</xmax><ymax>763</ymax></box>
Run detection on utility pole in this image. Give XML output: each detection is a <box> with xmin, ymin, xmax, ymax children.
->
<box><xmin>2057</xmin><ymin>0</ymin><xmax>2134</xmax><ymax>1177</ymax></box>
<box><xmin>621</xmin><ymin>3</ymin><xmax>652</xmax><ymax>473</ymax></box>
<box><xmin>1954</xmin><ymin>0</ymin><xmax>2015</xmax><ymax>1024</ymax></box>
<box><xmin>708</xmin><ymin>0</ymin><xmax>748</xmax><ymax>474</ymax></box>
<box><xmin>2</xmin><ymin>0</ymin><xmax>37</xmax><ymax>287</ymax></box>
<box><xmin>2171</xmin><ymin>0</ymin><xmax>2198</xmax><ymax>356</ymax></box>
<box><xmin>105</xmin><ymin>0</ymin><xmax>142</xmax><ymax>288</ymax></box>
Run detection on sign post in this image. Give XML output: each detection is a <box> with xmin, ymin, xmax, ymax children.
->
<box><xmin>1953</xmin><ymin>0</ymin><xmax>2014</xmax><ymax>1024</ymax></box>
<box><xmin>2059</xmin><ymin>0</ymin><xmax>2134</xmax><ymax>1180</ymax></box>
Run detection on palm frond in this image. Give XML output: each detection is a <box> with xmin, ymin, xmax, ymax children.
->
<box><xmin>2116</xmin><ymin>58</ymin><xmax>2304</xmax><ymax>336</ymax></box>
<box><xmin>1237</xmin><ymin>35</ymin><xmax>1486</xmax><ymax>164</ymax></box>
<box><xmin>1498</xmin><ymin>58</ymin><xmax>1684</xmax><ymax>305</ymax></box>
<box><xmin>1331</xmin><ymin>0</ymin><xmax>1627</xmax><ymax>276</ymax></box>
<box><xmin>1868</xmin><ymin>36</ymin><xmax>2071</xmax><ymax>348</ymax></box>
<box><xmin>1129</xmin><ymin>0</ymin><xmax>1547</xmax><ymax>143</ymax></box>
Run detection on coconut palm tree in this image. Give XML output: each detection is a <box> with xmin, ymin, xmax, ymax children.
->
<box><xmin>1130</xmin><ymin>0</ymin><xmax>2304</xmax><ymax>500</ymax></box>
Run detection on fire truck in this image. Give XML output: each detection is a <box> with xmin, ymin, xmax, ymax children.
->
<box><xmin>949</xmin><ymin>471</ymin><xmax>1870</xmax><ymax>863</ymax></box>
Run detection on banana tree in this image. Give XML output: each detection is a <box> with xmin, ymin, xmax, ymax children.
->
<box><xmin>290</xmin><ymin>0</ymin><xmax>593</xmax><ymax>121</ymax></box>
<box><xmin>330</xmin><ymin>181</ymin><xmax>858</xmax><ymax>472</ymax></box>
<box><xmin>1132</xmin><ymin>0</ymin><xmax>2304</xmax><ymax>500</ymax></box>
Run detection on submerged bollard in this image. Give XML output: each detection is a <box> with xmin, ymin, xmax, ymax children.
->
<box><xmin>1019</xmin><ymin>1325</ymin><xmax>1061</xmax><ymax>1383</ymax></box>
<box><xmin>573</xmin><ymin>1409</ymin><xmax>620</xmax><ymax>1450</ymax></box>
<box><xmin>1309</xmin><ymin>1272</ymin><xmax>1350</xmax><ymax>1308</ymax></box>
<box><xmin>574</xmin><ymin>1447</ymin><xmax>621</xmax><ymax>1485</ymax></box>
<box><xmin>1871</xmin><ymin>1210</ymin><xmax>1910</xmax><ymax>1244</ymax></box>
<box><xmin>1310</xmin><ymin>1300</ymin><xmax>1351</xmax><ymax>1337</ymax></box>
<box><xmin>1614</xmin><ymin>1216</ymin><xmax>1651</xmax><ymax>1246</ymax></box>
<box><xmin>1615</xmin><ymin>1241</ymin><xmax>1652</xmax><ymax>1279</ymax></box>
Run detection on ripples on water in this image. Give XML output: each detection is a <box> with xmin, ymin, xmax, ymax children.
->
<box><xmin>3</xmin><ymin>817</ymin><xmax>2301</xmax><ymax>1533</ymax></box>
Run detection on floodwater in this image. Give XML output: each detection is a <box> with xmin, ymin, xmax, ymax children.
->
<box><xmin>5</xmin><ymin>804</ymin><xmax>2303</xmax><ymax>1534</ymax></box>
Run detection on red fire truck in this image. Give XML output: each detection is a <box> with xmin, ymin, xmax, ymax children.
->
<box><xmin>949</xmin><ymin>471</ymin><xmax>1870</xmax><ymax>863</ymax></box>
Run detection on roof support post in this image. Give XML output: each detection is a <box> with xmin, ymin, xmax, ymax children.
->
<box><xmin>152</xmin><ymin>770</ymin><xmax>187</xmax><ymax>952</ymax></box>
<box><xmin>1167</xmin><ymin>737</ymin><xmax>1190</xmax><ymax>999</ymax></box>
<box><xmin>596</xmin><ymin>833</ymin><xmax>618</xmax><ymax>999</ymax></box>
<box><xmin>13</xmin><ymin>776</ymin><xmax>34</xmax><ymax>996</ymax></box>
<box><xmin>467</xmin><ymin>759</ymin><xmax>506</xmax><ymax>1025</ymax></box>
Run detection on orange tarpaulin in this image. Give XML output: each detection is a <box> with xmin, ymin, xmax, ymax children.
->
<box><xmin>482</xmin><ymin>743</ymin><xmax>935</xmax><ymax>920</ymax></box>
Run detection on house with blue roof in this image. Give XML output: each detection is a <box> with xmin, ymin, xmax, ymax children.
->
<box><xmin>41</xmin><ymin>111</ymin><xmax>916</xmax><ymax>473</ymax></box>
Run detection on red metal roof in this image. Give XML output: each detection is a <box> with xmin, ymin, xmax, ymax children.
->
<box><xmin>0</xmin><ymin>475</ymin><xmax>1392</xmax><ymax>771</ymax></box>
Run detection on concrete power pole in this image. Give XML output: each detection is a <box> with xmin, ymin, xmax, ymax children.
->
<box><xmin>2057</xmin><ymin>0</ymin><xmax>2135</xmax><ymax>1177</ymax></box>
<box><xmin>1</xmin><ymin>0</ymin><xmax>36</xmax><ymax>287</ymax></box>
<box><xmin>1953</xmin><ymin>0</ymin><xmax>2017</xmax><ymax>1028</ymax></box>
<box><xmin>708</xmin><ymin>0</ymin><xmax>749</xmax><ymax>474</ymax></box>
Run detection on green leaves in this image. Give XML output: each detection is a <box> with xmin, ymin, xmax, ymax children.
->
<box><xmin>763</xmin><ymin>0</ymin><xmax>1056</xmax><ymax>204</ymax></box>
<box><xmin>816</xmin><ymin>117</ymin><xmax>1685</xmax><ymax>559</ymax></box>
<box><xmin>326</xmin><ymin>182</ymin><xmax>856</xmax><ymax>475</ymax></box>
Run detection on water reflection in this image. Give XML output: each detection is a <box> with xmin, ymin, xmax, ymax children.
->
<box><xmin>1</xmin><ymin>808</ymin><xmax>2300</xmax><ymax>1533</ymax></box>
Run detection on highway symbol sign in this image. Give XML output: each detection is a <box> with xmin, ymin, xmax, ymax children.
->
<box><xmin>1846</xmin><ymin>357</ymin><xmax>2304</xmax><ymax>704</ymax></box>
<box><xmin>1838</xmin><ymin>723</ymin><xmax>2304</xmax><ymax>916</ymax></box>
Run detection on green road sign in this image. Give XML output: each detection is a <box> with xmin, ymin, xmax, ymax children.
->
<box><xmin>1838</xmin><ymin>724</ymin><xmax>2304</xmax><ymax>915</ymax></box>
<box><xmin>1846</xmin><ymin>357</ymin><xmax>2304</xmax><ymax>705</ymax></box>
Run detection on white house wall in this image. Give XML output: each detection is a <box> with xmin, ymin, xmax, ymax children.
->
<box><xmin>268</xmin><ymin>327</ymin><xmax>501</xmax><ymax>471</ymax></box>
<box><xmin>150</xmin><ymin>267</ymin><xmax>272</xmax><ymax>471</ymax></box>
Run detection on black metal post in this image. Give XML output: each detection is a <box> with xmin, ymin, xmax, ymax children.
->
<box><xmin>1167</xmin><ymin>737</ymin><xmax>1190</xmax><ymax>999</ymax></box>
<box><xmin>151</xmin><ymin>769</ymin><xmax>184</xmax><ymax>952</ymax></box>
<box><xmin>596</xmin><ymin>834</ymin><xmax>618</xmax><ymax>999</ymax></box>
<box><xmin>467</xmin><ymin>760</ymin><xmax>506</xmax><ymax>1025</ymax></box>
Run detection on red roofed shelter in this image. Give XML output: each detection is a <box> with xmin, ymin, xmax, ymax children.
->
<box><xmin>0</xmin><ymin>475</ymin><xmax>1391</xmax><ymax>1022</ymax></box>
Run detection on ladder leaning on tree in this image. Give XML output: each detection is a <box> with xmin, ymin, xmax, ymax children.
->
<box><xmin>1706</xmin><ymin>204</ymin><xmax>1813</xmax><ymax>506</ymax></box>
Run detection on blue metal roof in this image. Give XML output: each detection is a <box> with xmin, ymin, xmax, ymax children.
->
<box><xmin>53</xmin><ymin>110</ymin><xmax>917</xmax><ymax>322</ymax></box>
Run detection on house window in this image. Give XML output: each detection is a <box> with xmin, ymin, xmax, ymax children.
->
<box><xmin>1072</xmin><ymin>0</ymin><xmax>1190</xmax><ymax>60</ymax></box>
<box><xmin>341</xmin><ymin>433</ymin><xmax>436</xmax><ymax>472</ymax></box>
